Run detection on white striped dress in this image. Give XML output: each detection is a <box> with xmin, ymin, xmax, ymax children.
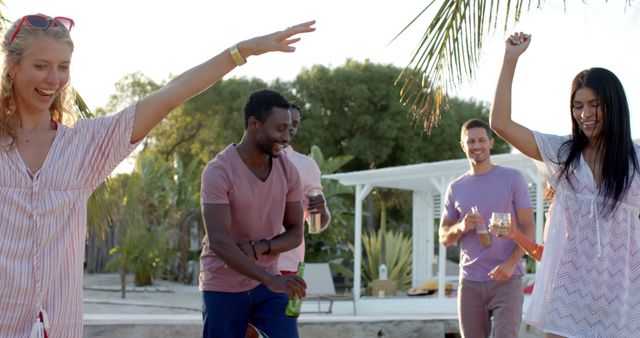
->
<box><xmin>0</xmin><ymin>105</ymin><xmax>140</xmax><ymax>337</ymax></box>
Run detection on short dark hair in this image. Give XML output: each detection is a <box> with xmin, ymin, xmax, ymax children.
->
<box><xmin>244</xmin><ymin>89</ymin><xmax>290</xmax><ymax>128</ymax></box>
<box><xmin>461</xmin><ymin>119</ymin><xmax>492</xmax><ymax>139</ymax></box>
<box><xmin>289</xmin><ymin>103</ymin><xmax>302</xmax><ymax>115</ymax></box>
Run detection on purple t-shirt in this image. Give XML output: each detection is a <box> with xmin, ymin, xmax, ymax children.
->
<box><xmin>443</xmin><ymin>165</ymin><xmax>532</xmax><ymax>281</ymax></box>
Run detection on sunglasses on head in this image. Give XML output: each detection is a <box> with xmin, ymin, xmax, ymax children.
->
<box><xmin>8</xmin><ymin>14</ymin><xmax>74</xmax><ymax>45</ymax></box>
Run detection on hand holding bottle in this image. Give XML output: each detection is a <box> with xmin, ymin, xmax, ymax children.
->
<box><xmin>285</xmin><ymin>263</ymin><xmax>306</xmax><ymax>317</ymax></box>
<box><xmin>471</xmin><ymin>206</ymin><xmax>492</xmax><ymax>248</ymax></box>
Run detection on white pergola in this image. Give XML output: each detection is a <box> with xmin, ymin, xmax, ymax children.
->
<box><xmin>324</xmin><ymin>153</ymin><xmax>545</xmax><ymax>315</ymax></box>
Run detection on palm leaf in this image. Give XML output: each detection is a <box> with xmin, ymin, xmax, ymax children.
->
<box><xmin>309</xmin><ymin>145</ymin><xmax>353</xmax><ymax>174</ymax></box>
<box><xmin>87</xmin><ymin>178</ymin><xmax>117</xmax><ymax>241</ymax></box>
<box><xmin>73</xmin><ymin>88</ymin><xmax>95</xmax><ymax>118</ymax></box>
<box><xmin>0</xmin><ymin>6</ymin><xmax>8</xmax><ymax>28</ymax></box>
<box><xmin>394</xmin><ymin>0</ymin><xmax>536</xmax><ymax>132</ymax></box>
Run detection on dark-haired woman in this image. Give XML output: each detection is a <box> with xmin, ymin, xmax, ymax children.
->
<box><xmin>490</xmin><ymin>32</ymin><xmax>640</xmax><ymax>338</ymax></box>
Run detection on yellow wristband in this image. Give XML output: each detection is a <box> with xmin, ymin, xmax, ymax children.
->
<box><xmin>229</xmin><ymin>44</ymin><xmax>246</xmax><ymax>66</ymax></box>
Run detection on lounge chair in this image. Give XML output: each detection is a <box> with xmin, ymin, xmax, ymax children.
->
<box><xmin>302</xmin><ymin>263</ymin><xmax>356</xmax><ymax>315</ymax></box>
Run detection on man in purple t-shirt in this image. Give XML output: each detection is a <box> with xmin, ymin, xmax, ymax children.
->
<box><xmin>439</xmin><ymin>119</ymin><xmax>534</xmax><ymax>338</ymax></box>
<box><xmin>199</xmin><ymin>90</ymin><xmax>307</xmax><ymax>338</ymax></box>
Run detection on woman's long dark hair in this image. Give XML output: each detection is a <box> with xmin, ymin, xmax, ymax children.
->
<box><xmin>556</xmin><ymin>68</ymin><xmax>638</xmax><ymax>215</ymax></box>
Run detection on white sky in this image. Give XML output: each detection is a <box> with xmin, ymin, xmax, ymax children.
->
<box><xmin>4</xmin><ymin>1</ymin><xmax>640</xmax><ymax>141</ymax></box>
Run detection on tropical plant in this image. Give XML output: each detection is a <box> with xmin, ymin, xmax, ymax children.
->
<box><xmin>350</xmin><ymin>229</ymin><xmax>413</xmax><ymax>295</ymax></box>
<box><xmin>106</xmin><ymin>216</ymin><xmax>172</xmax><ymax>291</ymax></box>
<box><xmin>103</xmin><ymin>148</ymin><xmax>181</xmax><ymax>294</ymax></box>
<box><xmin>304</xmin><ymin>145</ymin><xmax>355</xmax><ymax>264</ymax></box>
<box><xmin>167</xmin><ymin>154</ymin><xmax>203</xmax><ymax>283</ymax></box>
<box><xmin>396</xmin><ymin>1</ymin><xmax>633</xmax><ymax>131</ymax></box>
<box><xmin>102</xmin><ymin>173</ymin><xmax>144</xmax><ymax>297</ymax></box>
<box><xmin>395</xmin><ymin>0</ymin><xmax>535</xmax><ymax>131</ymax></box>
<box><xmin>96</xmin><ymin>72</ymin><xmax>163</xmax><ymax>116</ymax></box>
<box><xmin>371</xmin><ymin>187</ymin><xmax>412</xmax><ymax>235</ymax></box>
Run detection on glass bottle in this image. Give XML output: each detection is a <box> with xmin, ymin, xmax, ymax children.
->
<box><xmin>285</xmin><ymin>262</ymin><xmax>306</xmax><ymax>317</ymax></box>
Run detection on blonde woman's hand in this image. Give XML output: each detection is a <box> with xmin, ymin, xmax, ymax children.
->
<box><xmin>237</xmin><ymin>21</ymin><xmax>316</xmax><ymax>58</ymax></box>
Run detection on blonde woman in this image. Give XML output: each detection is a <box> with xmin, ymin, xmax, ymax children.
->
<box><xmin>0</xmin><ymin>14</ymin><xmax>314</xmax><ymax>338</ymax></box>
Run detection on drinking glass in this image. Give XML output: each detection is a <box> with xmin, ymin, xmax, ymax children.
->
<box><xmin>307</xmin><ymin>190</ymin><xmax>322</xmax><ymax>234</ymax></box>
<box><xmin>490</xmin><ymin>212</ymin><xmax>512</xmax><ymax>236</ymax></box>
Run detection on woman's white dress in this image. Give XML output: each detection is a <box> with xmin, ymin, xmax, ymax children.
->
<box><xmin>525</xmin><ymin>132</ymin><xmax>640</xmax><ymax>338</ymax></box>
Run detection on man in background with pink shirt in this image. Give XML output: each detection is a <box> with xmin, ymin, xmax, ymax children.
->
<box><xmin>199</xmin><ymin>89</ymin><xmax>307</xmax><ymax>338</ymax></box>
<box><xmin>279</xmin><ymin>103</ymin><xmax>332</xmax><ymax>275</ymax></box>
<box><xmin>246</xmin><ymin>103</ymin><xmax>332</xmax><ymax>338</ymax></box>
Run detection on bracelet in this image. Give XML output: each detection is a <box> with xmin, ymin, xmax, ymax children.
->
<box><xmin>229</xmin><ymin>44</ymin><xmax>246</xmax><ymax>66</ymax></box>
<box><xmin>260</xmin><ymin>239</ymin><xmax>272</xmax><ymax>255</ymax></box>
<box><xmin>529</xmin><ymin>243</ymin><xmax>544</xmax><ymax>261</ymax></box>
<box><xmin>530</xmin><ymin>243</ymin><xmax>542</xmax><ymax>255</ymax></box>
<box><xmin>249</xmin><ymin>240</ymin><xmax>258</xmax><ymax>260</ymax></box>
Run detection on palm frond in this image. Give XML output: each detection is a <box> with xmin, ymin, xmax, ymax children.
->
<box><xmin>73</xmin><ymin>88</ymin><xmax>94</xmax><ymax>118</ymax></box>
<box><xmin>0</xmin><ymin>6</ymin><xmax>8</xmax><ymax>29</ymax></box>
<box><xmin>396</xmin><ymin>0</ymin><xmax>531</xmax><ymax>132</ymax></box>
<box><xmin>309</xmin><ymin>145</ymin><xmax>354</xmax><ymax>174</ymax></box>
<box><xmin>87</xmin><ymin>178</ymin><xmax>118</xmax><ymax>242</ymax></box>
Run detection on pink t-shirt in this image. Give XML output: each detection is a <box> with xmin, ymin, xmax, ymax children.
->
<box><xmin>0</xmin><ymin>105</ymin><xmax>141</xmax><ymax>338</ymax></box>
<box><xmin>278</xmin><ymin>147</ymin><xmax>323</xmax><ymax>272</ymax></box>
<box><xmin>199</xmin><ymin>144</ymin><xmax>303</xmax><ymax>292</ymax></box>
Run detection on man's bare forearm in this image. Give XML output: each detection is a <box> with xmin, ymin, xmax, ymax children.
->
<box><xmin>264</xmin><ymin>225</ymin><xmax>303</xmax><ymax>254</ymax></box>
<box><xmin>208</xmin><ymin>233</ymin><xmax>273</xmax><ymax>285</ymax></box>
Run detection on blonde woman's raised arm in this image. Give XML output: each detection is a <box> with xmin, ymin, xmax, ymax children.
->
<box><xmin>130</xmin><ymin>21</ymin><xmax>315</xmax><ymax>143</ymax></box>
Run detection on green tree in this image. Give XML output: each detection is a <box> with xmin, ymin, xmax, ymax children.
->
<box><xmin>150</xmin><ymin>78</ymin><xmax>269</xmax><ymax>163</ymax></box>
<box><xmin>105</xmin><ymin>150</ymin><xmax>203</xmax><ymax>289</ymax></box>
<box><xmin>90</xmin><ymin>72</ymin><xmax>202</xmax><ymax>286</ymax></box>
<box><xmin>105</xmin><ymin>149</ymin><xmax>177</xmax><ymax>291</ymax></box>
<box><xmin>95</xmin><ymin>72</ymin><xmax>163</xmax><ymax>116</ymax></box>
<box><xmin>86</xmin><ymin>72</ymin><xmax>164</xmax><ymax>270</ymax></box>
<box><xmin>291</xmin><ymin>59</ymin><xmax>509</xmax><ymax>172</ymax></box>
<box><xmin>143</xmin><ymin>61</ymin><xmax>508</xmax><ymax>172</ymax></box>
<box><xmin>167</xmin><ymin>154</ymin><xmax>203</xmax><ymax>283</ymax></box>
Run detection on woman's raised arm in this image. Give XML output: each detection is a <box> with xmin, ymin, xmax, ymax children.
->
<box><xmin>130</xmin><ymin>21</ymin><xmax>315</xmax><ymax>143</ymax></box>
<box><xmin>490</xmin><ymin>32</ymin><xmax>542</xmax><ymax>161</ymax></box>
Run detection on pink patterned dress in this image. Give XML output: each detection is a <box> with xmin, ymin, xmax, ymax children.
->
<box><xmin>0</xmin><ymin>105</ymin><xmax>141</xmax><ymax>337</ymax></box>
<box><xmin>525</xmin><ymin>131</ymin><xmax>640</xmax><ymax>337</ymax></box>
